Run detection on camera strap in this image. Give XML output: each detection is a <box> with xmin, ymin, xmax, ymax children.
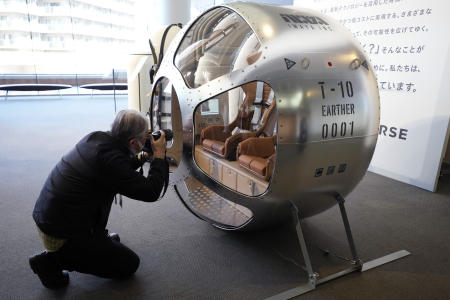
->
<box><xmin>159</xmin><ymin>156</ymin><xmax>169</xmax><ymax>199</ymax></box>
<box><xmin>114</xmin><ymin>194</ymin><xmax>123</xmax><ymax>207</ymax></box>
<box><xmin>137</xmin><ymin>156</ymin><xmax>168</xmax><ymax>199</ymax></box>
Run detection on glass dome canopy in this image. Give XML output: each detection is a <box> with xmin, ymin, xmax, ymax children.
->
<box><xmin>174</xmin><ymin>7</ymin><xmax>261</xmax><ymax>89</ymax></box>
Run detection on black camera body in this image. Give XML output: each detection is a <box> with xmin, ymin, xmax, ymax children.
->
<box><xmin>143</xmin><ymin>129</ymin><xmax>173</xmax><ymax>155</ymax></box>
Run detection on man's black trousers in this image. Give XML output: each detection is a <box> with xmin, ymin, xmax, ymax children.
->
<box><xmin>49</xmin><ymin>232</ymin><xmax>140</xmax><ymax>278</ymax></box>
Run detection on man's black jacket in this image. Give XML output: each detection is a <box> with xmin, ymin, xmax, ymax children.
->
<box><xmin>33</xmin><ymin>131</ymin><xmax>169</xmax><ymax>238</ymax></box>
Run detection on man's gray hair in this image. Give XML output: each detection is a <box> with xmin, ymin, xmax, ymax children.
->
<box><xmin>111</xmin><ymin>109</ymin><xmax>148</xmax><ymax>144</ymax></box>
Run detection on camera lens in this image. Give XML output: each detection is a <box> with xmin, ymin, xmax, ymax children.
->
<box><xmin>152</xmin><ymin>129</ymin><xmax>173</xmax><ymax>141</ymax></box>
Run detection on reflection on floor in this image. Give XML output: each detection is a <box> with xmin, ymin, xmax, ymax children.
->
<box><xmin>184</xmin><ymin>176</ymin><xmax>252</xmax><ymax>228</ymax></box>
<box><xmin>194</xmin><ymin>146</ymin><xmax>268</xmax><ymax>197</ymax></box>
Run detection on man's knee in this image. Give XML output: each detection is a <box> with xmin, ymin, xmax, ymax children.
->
<box><xmin>120</xmin><ymin>251</ymin><xmax>140</xmax><ymax>277</ymax></box>
<box><xmin>110</xmin><ymin>246</ymin><xmax>140</xmax><ymax>278</ymax></box>
<box><xmin>57</xmin><ymin>238</ymin><xmax>141</xmax><ymax>279</ymax></box>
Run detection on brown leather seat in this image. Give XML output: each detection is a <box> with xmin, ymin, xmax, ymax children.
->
<box><xmin>237</xmin><ymin>135</ymin><xmax>277</xmax><ymax>181</ymax></box>
<box><xmin>200</xmin><ymin>82</ymin><xmax>275</xmax><ymax>160</ymax></box>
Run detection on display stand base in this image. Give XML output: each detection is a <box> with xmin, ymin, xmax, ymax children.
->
<box><xmin>266</xmin><ymin>195</ymin><xmax>410</xmax><ymax>300</ymax></box>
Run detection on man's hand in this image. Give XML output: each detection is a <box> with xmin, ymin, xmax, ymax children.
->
<box><xmin>151</xmin><ymin>130</ymin><xmax>166</xmax><ymax>159</ymax></box>
<box><xmin>141</xmin><ymin>151</ymin><xmax>150</xmax><ymax>161</ymax></box>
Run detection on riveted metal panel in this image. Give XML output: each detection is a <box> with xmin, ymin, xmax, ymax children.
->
<box><xmin>149</xmin><ymin>2</ymin><xmax>379</xmax><ymax>229</ymax></box>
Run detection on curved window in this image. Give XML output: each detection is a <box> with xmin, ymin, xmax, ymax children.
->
<box><xmin>194</xmin><ymin>81</ymin><xmax>277</xmax><ymax>196</ymax></box>
<box><xmin>174</xmin><ymin>7</ymin><xmax>261</xmax><ymax>89</ymax></box>
<box><xmin>151</xmin><ymin>77</ymin><xmax>182</xmax><ymax>171</ymax></box>
<box><xmin>152</xmin><ymin>78</ymin><xmax>174</xmax><ymax>132</ymax></box>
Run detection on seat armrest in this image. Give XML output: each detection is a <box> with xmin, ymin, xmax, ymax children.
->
<box><xmin>264</xmin><ymin>153</ymin><xmax>276</xmax><ymax>181</ymax></box>
<box><xmin>223</xmin><ymin>131</ymin><xmax>257</xmax><ymax>160</ymax></box>
<box><xmin>200</xmin><ymin>124</ymin><xmax>233</xmax><ymax>145</ymax></box>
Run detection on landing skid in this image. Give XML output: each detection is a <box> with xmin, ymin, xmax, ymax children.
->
<box><xmin>266</xmin><ymin>194</ymin><xmax>410</xmax><ymax>300</ymax></box>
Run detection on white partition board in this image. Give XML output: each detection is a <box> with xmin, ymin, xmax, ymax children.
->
<box><xmin>293</xmin><ymin>0</ymin><xmax>450</xmax><ymax>191</ymax></box>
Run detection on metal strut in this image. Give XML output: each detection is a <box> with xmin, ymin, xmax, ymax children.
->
<box><xmin>335</xmin><ymin>194</ymin><xmax>362</xmax><ymax>268</ymax></box>
<box><xmin>291</xmin><ymin>204</ymin><xmax>319</xmax><ymax>287</ymax></box>
<box><xmin>266</xmin><ymin>195</ymin><xmax>410</xmax><ymax>300</ymax></box>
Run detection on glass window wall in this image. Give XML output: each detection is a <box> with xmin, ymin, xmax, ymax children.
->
<box><xmin>0</xmin><ymin>0</ymin><xmax>134</xmax><ymax>96</ymax></box>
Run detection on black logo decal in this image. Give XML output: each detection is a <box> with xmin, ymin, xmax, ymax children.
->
<box><xmin>326</xmin><ymin>166</ymin><xmax>335</xmax><ymax>175</ymax></box>
<box><xmin>338</xmin><ymin>163</ymin><xmax>347</xmax><ymax>173</ymax></box>
<box><xmin>280</xmin><ymin>14</ymin><xmax>329</xmax><ymax>25</ymax></box>
<box><xmin>284</xmin><ymin>58</ymin><xmax>296</xmax><ymax>70</ymax></box>
<box><xmin>314</xmin><ymin>168</ymin><xmax>323</xmax><ymax>177</ymax></box>
<box><xmin>361</xmin><ymin>60</ymin><xmax>369</xmax><ymax>70</ymax></box>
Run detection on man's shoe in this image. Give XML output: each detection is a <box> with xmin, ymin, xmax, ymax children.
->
<box><xmin>108</xmin><ymin>232</ymin><xmax>120</xmax><ymax>243</ymax></box>
<box><xmin>29</xmin><ymin>251</ymin><xmax>69</xmax><ymax>289</ymax></box>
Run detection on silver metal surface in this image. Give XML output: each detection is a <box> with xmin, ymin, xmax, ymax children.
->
<box><xmin>316</xmin><ymin>266</ymin><xmax>361</xmax><ymax>284</ymax></box>
<box><xmin>265</xmin><ymin>250</ymin><xmax>411</xmax><ymax>299</ymax></box>
<box><xmin>265</xmin><ymin>199</ymin><xmax>409</xmax><ymax>300</ymax></box>
<box><xmin>336</xmin><ymin>194</ymin><xmax>362</xmax><ymax>265</ymax></box>
<box><xmin>283</xmin><ymin>197</ymin><xmax>362</xmax><ymax>297</ymax></box>
<box><xmin>361</xmin><ymin>250</ymin><xmax>411</xmax><ymax>272</ymax></box>
<box><xmin>291</xmin><ymin>203</ymin><xmax>317</xmax><ymax>285</ymax></box>
<box><xmin>184</xmin><ymin>177</ymin><xmax>252</xmax><ymax>228</ymax></box>
<box><xmin>149</xmin><ymin>1</ymin><xmax>380</xmax><ymax>229</ymax></box>
<box><xmin>264</xmin><ymin>284</ymin><xmax>315</xmax><ymax>300</ymax></box>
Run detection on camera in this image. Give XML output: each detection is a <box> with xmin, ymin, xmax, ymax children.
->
<box><xmin>143</xmin><ymin>129</ymin><xmax>173</xmax><ymax>155</ymax></box>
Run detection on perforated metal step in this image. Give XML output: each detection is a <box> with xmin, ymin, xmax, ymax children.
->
<box><xmin>184</xmin><ymin>177</ymin><xmax>253</xmax><ymax>228</ymax></box>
